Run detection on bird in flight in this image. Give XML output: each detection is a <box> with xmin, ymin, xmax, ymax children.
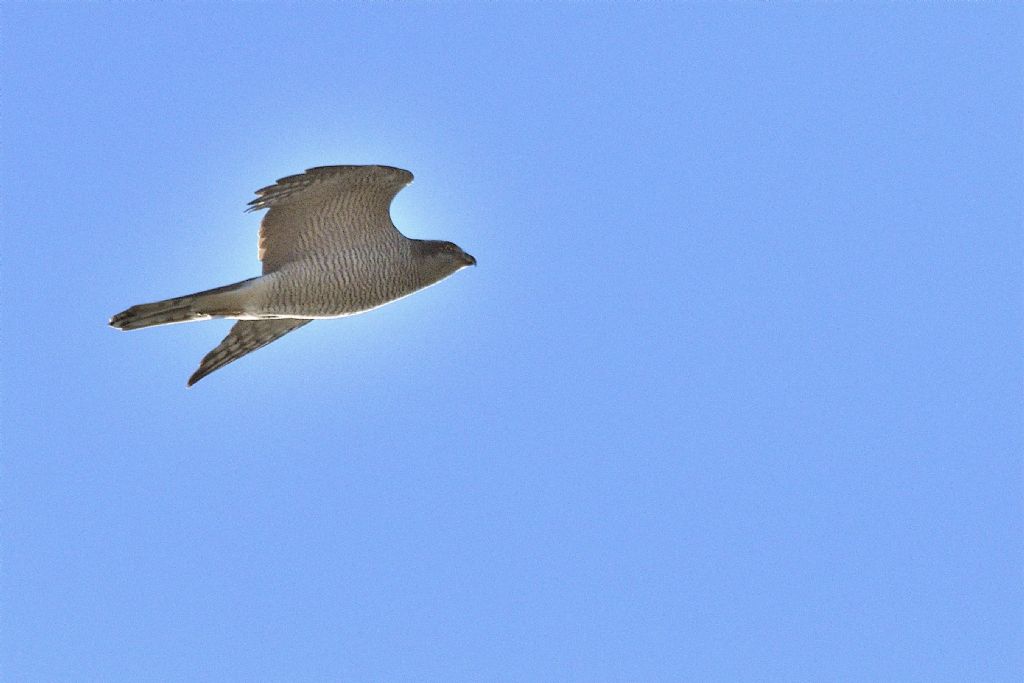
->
<box><xmin>110</xmin><ymin>165</ymin><xmax>475</xmax><ymax>386</ymax></box>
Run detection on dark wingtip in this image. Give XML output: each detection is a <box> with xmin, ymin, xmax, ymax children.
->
<box><xmin>109</xmin><ymin>310</ymin><xmax>130</xmax><ymax>329</ymax></box>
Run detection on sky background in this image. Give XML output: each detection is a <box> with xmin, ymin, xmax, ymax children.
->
<box><xmin>2</xmin><ymin>3</ymin><xmax>1021</xmax><ymax>681</ymax></box>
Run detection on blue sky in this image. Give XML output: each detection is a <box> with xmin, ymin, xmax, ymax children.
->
<box><xmin>2</xmin><ymin>3</ymin><xmax>1021</xmax><ymax>680</ymax></box>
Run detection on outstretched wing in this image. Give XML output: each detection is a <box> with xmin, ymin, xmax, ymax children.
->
<box><xmin>188</xmin><ymin>318</ymin><xmax>312</xmax><ymax>386</ymax></box>
<box><xmin>248</xmin><ymin>165</ymin><xmax>413</xmax><ymax>273</ymax></box>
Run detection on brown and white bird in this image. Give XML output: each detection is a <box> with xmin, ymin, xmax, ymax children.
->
<box><xmin>110</xmin><ymin>165</ymin><xmax>475</xmax><ymax>386</ymax></box>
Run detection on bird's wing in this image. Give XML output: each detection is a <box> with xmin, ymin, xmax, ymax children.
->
<box><xmin>188</xmin><ymin>318</ymin><xmax>312</xmax><ymax>386</ymax></box>
<box><xmin>248</xmin><ymin>165</ymin><xmax>414</xmax><ymax>273</ymax></box>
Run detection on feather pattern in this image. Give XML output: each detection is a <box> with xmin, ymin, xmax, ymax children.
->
<box><xmin>253</xmin><ymin>165</ymin><xmax>413</xmax><ymax>273</ymax></box>
<box><xmin>188</xmin><ymin>319</ymin><xmax>311</xmax><ymax>386</ymax></box>
<box><xmin>111</xmin><ymin>164</ymin><xmax>473</xmax><ymax>386</ymax></box>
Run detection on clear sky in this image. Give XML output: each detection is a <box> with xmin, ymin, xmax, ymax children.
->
<box><xmin>2</xmin><ymin>3</ymin><xmax>1021</xmax><ymax>681</ymax></box>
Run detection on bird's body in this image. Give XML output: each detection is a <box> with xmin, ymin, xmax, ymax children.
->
<box><xmin>251</xmin><ymin>239</ymin><xmax>441</xmax><ymax>318</ymax></box>
<box><xmin>110</xmin><ymin>165</ymin><xmax>475</xmax><ymax>385</ymax></box>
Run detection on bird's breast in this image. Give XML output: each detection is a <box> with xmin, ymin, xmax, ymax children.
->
<box><xmin>253</xmin><ymin>254</ymin><xmax>423</xmax><ymax>318</ymax></box>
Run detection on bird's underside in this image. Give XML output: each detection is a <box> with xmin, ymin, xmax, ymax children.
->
<box><xmin>110</xmin><ymin>164</ymin><xmax>475</xmax><ymax>386</ymax></box>
<box><xmin>188</xmin><ymin>318</ymin><xmax>311</xmax><ymax>386</ymax></box>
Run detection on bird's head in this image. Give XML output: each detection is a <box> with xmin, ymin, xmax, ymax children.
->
<box><xmin>414</xmin><ymin>239</ymin><xmax>476</xmax><ymax>284</ymax></box>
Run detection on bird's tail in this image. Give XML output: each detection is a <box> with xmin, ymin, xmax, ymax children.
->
<box><xmin>109</xmin><ymin>278</ymin><xmax>257</xmax><ymax>331</ymax></box>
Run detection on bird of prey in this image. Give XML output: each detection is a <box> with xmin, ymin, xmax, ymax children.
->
<box><xmin>110</xmin><ymin>165</ymin><xmax>475</xmax><ymax>386</ymax></box>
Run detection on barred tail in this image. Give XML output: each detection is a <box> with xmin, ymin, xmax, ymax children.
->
<box><xmin>109</xmin><ymin>278</ymin><xmax>257</xmax><ymax>331</ymax></box>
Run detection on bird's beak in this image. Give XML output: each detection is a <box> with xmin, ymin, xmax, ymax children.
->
<box><xmin>463</xmin><ymin>252</ymin><xmax>477</xmax><ymax>267</ymax></box>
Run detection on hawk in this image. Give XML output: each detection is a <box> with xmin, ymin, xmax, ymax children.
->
<box><xmin>110</xmin><ymin>165</ymin><xmax>475</xmax><ymax>386</ymax></box>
